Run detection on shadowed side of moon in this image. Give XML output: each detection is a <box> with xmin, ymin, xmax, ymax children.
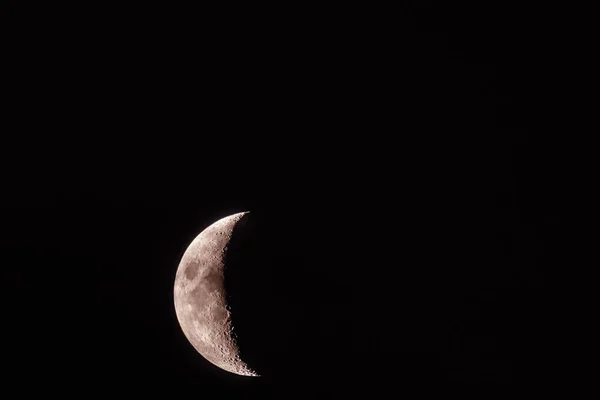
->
<box><xmin>222</xmin><ymin>211</ymin><xmax>346</xmax><ymax>379</ymax></box>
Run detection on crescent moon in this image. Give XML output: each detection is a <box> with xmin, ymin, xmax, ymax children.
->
<box><xmin>173</xmin><ymin>211</ymin><xmax>258</xmax><ymax>377</ymax></box>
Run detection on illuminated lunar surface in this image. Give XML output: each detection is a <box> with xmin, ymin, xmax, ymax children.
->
<box><xmin>173</xmin><ymin>211</ymin><xmax>258</xmax><ymax>377</ymax></box>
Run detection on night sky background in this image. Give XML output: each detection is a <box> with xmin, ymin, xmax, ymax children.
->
<box><xmin>2</xmin><ymin>1</ymin><xmax>578</xmax><ymax>396</ymax></box>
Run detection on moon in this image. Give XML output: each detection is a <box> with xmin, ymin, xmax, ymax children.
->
<box><xmin>173</xmin><ymin>211</ymin><xmax>259</xmax><ymax>377</ymax></box>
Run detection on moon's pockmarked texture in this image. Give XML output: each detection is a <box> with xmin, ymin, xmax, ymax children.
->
<box><xmin>173</xmin><ymin>212</ymin><xmax>258</xmax><ymax>377</ymax></box>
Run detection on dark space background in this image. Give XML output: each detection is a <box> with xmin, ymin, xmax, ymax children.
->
<box><xmin>2</xmin><ymin>1</ymin><xmax>578</xmax><ymax>396</ymax></box>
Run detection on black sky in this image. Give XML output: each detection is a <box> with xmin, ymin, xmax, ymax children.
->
<box><xmin>2</xmin><ymin>2</ymin><xmax>575</xmax><ymax>396</ymax></box>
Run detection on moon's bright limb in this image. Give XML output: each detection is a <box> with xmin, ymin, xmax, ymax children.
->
<box><xmin>173</xmin><ymin>211</ymin><xmax>258</xmax><ymax>377</ymax></box>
